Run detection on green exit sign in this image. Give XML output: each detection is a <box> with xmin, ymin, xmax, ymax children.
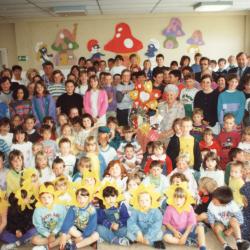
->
<box><xmin>18</xmin><ymin>55</ymin><xmax>28</xmax><ymax>61</ymax></box>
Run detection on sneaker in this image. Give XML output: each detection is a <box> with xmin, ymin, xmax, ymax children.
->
<box><xmin>118</xmin><ymin>237</ymin><xmax>130</xmax><ymax>246</ymax></box>
<box><xmin>65</xmin><ymin>241</ymin><xmax>76</xmax><ymax>250</ymax></box>
<box><xmin>32</xmin><ymin>246</ymin><xmax>48</xmax><ymax>250</ymax></box>
<box><xmin>153</xmin><ymin>240</ymin><xmax>166</xmax><ymax>249</ymax></box>
<box><xmin>98</xmin><ymin>237</ymin><xmax>104</xmax><ymax>244</ymax></box>
<box><xmin>224</xmin><ymin>245</ymin><xmax>234</xmax><ymax>250</ymax></box>
<box><xmin>1</xmin><ymin>243</ymin><xmax>17</xmax><ymax>250</ymax></box>
<box><xmin>186</xmin><ymin>238</ymin><xmax>197</xmax><ymax>247</ymax></box>
<box><xmin>237</xmin><ymin>240</ymin><xmax>250</xmax><ymax>250</ymax></box>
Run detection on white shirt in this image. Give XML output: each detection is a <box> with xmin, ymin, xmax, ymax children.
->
<box><xmin>57</xmin><ymin>153</ymin><xmax>76</xmax><ymax>177</ymax></box>
<box><xmin>11</xmin><ymin>141</ymin><xmax>33</xmax><ymax>168</ymax></box>
<box><xmin>99</xmin><ymin>145</ymin><xmax>117</xmax><ymax>166</ymax></box>
<box><xmin>110</xmin><ymin>65</ymin><xmax>126</xmax><ymax>76</ymax></box>
<box><xmin>0</xmin><ymin>133</ymin><xmax>13</xmax><ymax>147</ymax></box>
<box><xmin>90</xmin><ymin>90</ymin><xmax>99</xmax><ymax>118</ymax></box>
<box><xmin>200</xmin><ymin>169</ymin><xmax>225</xmax><ymax>186</ymax></box>
<box><xmin>238</xmin><ymin>141</ymin><xmax>250</xmax><ymax>154</ymax></box>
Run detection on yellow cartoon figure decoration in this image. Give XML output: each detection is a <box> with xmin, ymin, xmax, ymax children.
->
<box><xmin>15</xmin><ymin>185</ymin><xmax>36</xmax><ymax>211</ymax></box>
<box><xmin>0</xmin><ymin>189</ymin><xmax>9</xmax><ymax>213</ymax></box>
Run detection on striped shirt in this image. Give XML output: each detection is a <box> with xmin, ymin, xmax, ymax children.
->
<box><xmin>48</xmin><ymin>83</ymin><xmax>66</xmax><ymax>98</ymax></box>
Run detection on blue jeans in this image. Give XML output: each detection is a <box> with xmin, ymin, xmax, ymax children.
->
<box><xmin>0</xmin><ymin>228</ymin><xmax>37</xmax><ymax>244</ymax></box>
<box><xmin>97</xmin><ymin>225</ymin><xmax>127</xmax><ymax>243</ymax></box>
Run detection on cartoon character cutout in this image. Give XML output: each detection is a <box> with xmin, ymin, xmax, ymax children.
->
<box><xmin>162</xmin><ymin>17</ymin><xmax>185</xmax><ymax>49</ymax></box>
<box><xmin>74</xmin><ymin>208</ymin><xmax>90</xmax><ymax>230</ymax></box>
<box><xmin>186</xmin><ymin>30</ymin><xmax>205</xmax><ymax>54</ymax></box>
<box><xmin>87</xmin><ymin>39</ymin><xmax>105</xmax><ymax>61</ymax></box>
<box><xmin>51</xmin><ymin>23</ymin><xmax>79</xmax><ymax>66</ymax></box>
<box><xmin>145</xmin><ymin>39</ymin><xmax>160</xmax><ymax>58</ymax></box>
<box><xmin>35</xmin><ymin>42</ymin><xmax>53</xmax><ymax>63</ymax></box>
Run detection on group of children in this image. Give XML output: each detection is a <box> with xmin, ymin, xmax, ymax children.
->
<box><xmin>0</xmin><ymin>52</ymin><xmax>250</xmax><ymax>250</ymax></box>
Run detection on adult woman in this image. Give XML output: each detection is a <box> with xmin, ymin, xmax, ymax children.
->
<box><xmin>116</xmin><ymin>69</ymin><xmax>134</xmax><ymax>126</ymax></box>
<box><xmin>9</xmin><ymin>85</ymin><xmax>32</xmax><ymax>120</ymax></box>
<box><xmin>158</xmin><ymin>84</ymin><xmax>185</xmax><ymax>142</ymax></box>
<box><xmin>194</xmin><ymin>74</ymin><xmax>219</xmax><ymax>134</ymax></box>
<box><xmin>31</xmin><ymin>81</ymin><xmax>56</xmax><ymax>125</ymax></box>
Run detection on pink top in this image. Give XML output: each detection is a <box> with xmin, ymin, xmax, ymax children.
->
<box><xmin>83</xmin><ymin>89</ymin><xmax>108</xmax><ymax>117</ymax></box>
<box><xmin>163</xmin><ymin>205</ymin><xmax>197</xmax><ymax>231</ymax></box>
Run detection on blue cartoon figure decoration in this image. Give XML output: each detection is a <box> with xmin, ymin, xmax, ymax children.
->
<box><xmin>35</xmin><ymin>42</ymin><xmax>53</xmax><ymax>63</ymax></box>
<box><xmin>145</xmin><ymin>39</ymin><xmax>160</xmax><ymax>58</ymax></box>
<box><xmin>87</xmin><ymin>39</ymin><xmax>105</xmax><ymax>61</ymax></box>
<box><xmin>186</xmin><ymin>30</ymin><xmax>205</xmax><ymax>54</ymax></box>
<box><xmin>162</xmin><ymin>17</ymin><xmax>185</xmax><ymax>49</ymax></box>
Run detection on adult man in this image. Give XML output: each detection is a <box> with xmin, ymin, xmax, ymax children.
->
<box><xmin>42</xmin><ymin>61</ymin><xmax>54</xmax><ymax>87</ymax></box>
<box><xmin>228</xmin><ymin>52</ymin><xmax>250</xmax><ymax>90</ymax></box>
<box><xmin>195</xmin><ymin>57</ymin><xmax>217</xmax><ymax>83</ymax></box>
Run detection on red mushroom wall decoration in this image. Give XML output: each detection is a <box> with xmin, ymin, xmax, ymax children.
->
<box><xmin>104</xmin><ymin>23</ymin><xmax>143</xmax><ymax>66</ymax></box>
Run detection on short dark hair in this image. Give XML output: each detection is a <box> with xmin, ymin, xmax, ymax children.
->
<box><xmin>58</xmin><ymin>137</ymin><xmax>71</xmax><ymax>146</ymax></box>
<box><xmin>212</xmin><ymin>186</ymin><xmax>233</xmax><ymax>205</ymax></box>
<box><xmin>40</xmin><ymin>124</ymin><xmax>51</xmax><ymax>134</ymax></box>
<box><xmin>169</xmin><ymin>70</ymin><xmax>181</xmax><ymax>80</ymax></box>
<box><xmin>0</xmin><ymin>151</ymin><xmax>5</xmax><ymax>161</ymax></box>
<box><xmin>52</xmin><ymin>156</ymin><xmax>65</xmax><ymax>169</ymax></box>
<box><xmin>42</xmin><ymin>61</ymin><xmax>54</xmax><ymax>68</ymax></box>
<box><xmin>76</xmin><ymin>187</ymin><xmax>90</xmax><ymax>197</ymax></box>
<box><xmin>12</xmin><ymin>85</ymin><xmax>29</xmax><ymax>100</ymax></box>
<box><xmin>226</xmin><ymin>73</ymin><xmax>239</xmax><ymax>83</ymax></box>
<box><xmin>0</xmin><ymin>76</ymin><xmax>11</xmax><ymax>85</ymax></box>
<box><xmin>228</xmin><ymin>148</ymin><xmax>243</xmax><ymax>161</ymax></box>
<box><xmin>236</xmin><ymin>52</ymin><xmax>247</xmax><ymax>60</ymax></box>
<box><xmin>200</xmin><ymin>57</ymin><xmax>210</xmax><ymax>64</ymax></box>
<box><xmin>12</xmin><ymin>65</ymin><xmax>22</xmax><ymax>72</ymax></box>
<box><xmin>218</xmin><ymin>58</ymin><xmax>226</xmax><ymax>64</ymax></box>
<box><xmin>156</xmin><ymin>54</ymin><xmax>164</xmax><ymax>59</ymax></box>
<box><xmin>115</xmin><ymin>55</ymin><xmax>124</xmax><ymax>61</ymax></box>
<box><xmin>0</xmin><ymin>117</ymin><xmax>10</xmax><ymax>127</ymax></box>
<box><xmin>150</xmin><ymin>160</ymin><xmax>163</xmax><ymax>169</ymax></box>
<box><xmin>124</xmin><ymin>143</ymin><xmax>134</xmax><ymax>150</ymax></box>
<box><xmin>103</xmin><ymin>186</ymin><xmax>118</xmax><ymax>198</ymax></box>
<box><xmin>82</xmin><ymin>113</ymin><xmax>94</xmax><ymax>127</ymax></box>
<box><xmin>201</xmin><ymin>74</ymin><xmax>213</xmax><ymax>82</ymax></box>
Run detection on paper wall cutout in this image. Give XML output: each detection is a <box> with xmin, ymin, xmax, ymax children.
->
<box><xmin>87</xmin><ymin>39</ymin><xmax>105</xmax><ymax>61</ymax></box>
<box><xmin>104</xmin><ymin>23</ymin><xmax>143</xmax><ymax>53</ymax></box>
<box><xmin>35</xmin><ymin>42</ymin><xmax>53</xmax><ymax>63</ymax></box>
<box><xmin>162</xmin><ymin>17</ymin><xmax>185</xmax><ymax>49</ymax></box>
<box><xmin>145</xmin><ymin>39</ymin><xmax>160</xmax><ymax>58</ymax></box>
<box><xmin>51</xmin><ymin>23</ymin><xmax>79</xmax><ymax>66</ymax></box>
<box><xmin>186</xmin><ymin>30</ymin><xmax>205</xmax><ymax>54</ymax></box>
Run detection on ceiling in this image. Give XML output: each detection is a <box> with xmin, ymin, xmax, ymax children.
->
<box><xmin>0</xmin><ymin>0</ymin><xmax>249</xmax><ymax>19</ymax></box>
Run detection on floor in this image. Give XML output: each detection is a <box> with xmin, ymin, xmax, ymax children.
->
<box><xmin>1</xmin><ymin>230</ymin><xmax>237</xmax><ymax>250</ymax></box>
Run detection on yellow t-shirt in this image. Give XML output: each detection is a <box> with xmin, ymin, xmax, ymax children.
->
<box><xmin>229</xmin><ymin>177</ymin><xmax>244</xmax><ymax>207</ymax></box>
<box><xmin>179</xmin><ymin>136</ymin><xmax>195</xmax><ymax>167</ymax></box>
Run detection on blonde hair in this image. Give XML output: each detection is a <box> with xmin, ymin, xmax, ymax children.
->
<box><xmin>198</xmin><ymin>177</ymin><xmax>218</xmax><ymax>194</ymax></box>
<box><xmin>35</xmin><ymin>151</ymin><xmax>48</xmax><ymax>169</ymax></box>
<box><xmin>176</xmin><ymin>152</ymin><xmax>190</xmax><ymax>165</ymax></box>
<box><xmin>84</xmin><ymin>136</ymin><xmax>98</xmax><ymax>153</ymax></box>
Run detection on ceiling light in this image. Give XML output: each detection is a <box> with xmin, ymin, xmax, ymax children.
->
<box><xmin>193</xmin><ymin>1</ymin><xmax>233</xmax><ymax>12</ymax></box>
<box><xmin>52</xmin><ymin>6</ymin><xmax>86</xmax><ymax>16</ymax></box>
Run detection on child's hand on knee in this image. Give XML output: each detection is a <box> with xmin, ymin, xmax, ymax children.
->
<box><xmin>59</xmin><ymin>233</ymin><xmax>67</xmax><ymax>249</ymax></box>
<box><xmin>48</xmin><ymin>234</ymin><xmax>56</xmax><ymax>243</ymax></box>
<box><xmin>15</xmin><ymin>230</ymin><xmax>22</xmax><ymax>238</ymax></box>
<box><xmin>178</xmin><ymin>235</ymin><xmax>187</xmax><ymax>245</ymax></box>
<box><xmin>111</xmin><ymin>223</ymin><xmax>119</xmax><ymax>231</ymax></box>
<box><xmin>174</xmin><ymin>230</ymin><xmax>182</xmax><ymax>239</ymax></box>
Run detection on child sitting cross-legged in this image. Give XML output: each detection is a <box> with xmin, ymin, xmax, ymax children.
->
<box><xmin>208</xmin><ymin>186</ymin><xmax>250</xmax><ymax>250</ymax></box>
<box><xmin>31</xmin><ymin>183</ymin><xmax>67</xmax><ymax>250</ymax></box>
<box><xmin>127</xmin><ymin>183</ymin><xmax>165</xmax><ymax>249</ymax></box>
<box><xmin>96</xmin><ymin>182</ymin><xmax>130</xmax><ymax>246</ymax></box>
<box><xmin>59</xmin><ymin>185</ymin><xmax>99</xmax><ymax>250</ymax></box>
<box><xmin>163</xmin><ymin>183</ymin><xmax>207</xmax><ymax>250</ymax></box>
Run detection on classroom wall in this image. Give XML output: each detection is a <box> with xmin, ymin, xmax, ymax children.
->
<box><xmin>1</xmin><ymin>12</ymin><xmax>250</xmax><ymax>70</ymax></box>
<box><xmin>0</xmin><ymin>23</ymin><xmax>17</xmax><ymax>67</ymax></box>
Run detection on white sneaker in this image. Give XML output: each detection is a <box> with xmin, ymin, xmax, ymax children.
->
<box><xmin>1</xmin><ymin>243</ymin><xmax>17</xmax><ymax>250</ymax></box>
<box><xmin>32</xmin><ymin>246</ymin><xmax>48</xmax><ymax>250</ymax></box>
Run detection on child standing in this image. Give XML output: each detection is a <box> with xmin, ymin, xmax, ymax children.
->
<box><xmin>40</xmin><ymin>125</ymin><xmax>58</xmax><ymax>165</ymax></box>
<box><xmin>144</xmin><ymin>141</ymin><xmax>172</xmax><ymax>175</ymax></box>
<box><xmin>0</xmin><ymin>118</ymin><xmax>13</xmax><ymax>147</ymax></box>
<box><xmin>217</xmin><ymin>114</ymin><xmax>241</xmax><ymax>170</ymax></box>
<box><xmin>120</xmin><ymin>143</ymin><xmax>141</xmax><ymax>177</ymax></box>
<box><xmin>32</xmin><ymin>184</ymin><xmax>67</xmax><ymax>250</ymax></box>
<box><xmin>97</xmin><ymin>183</ymin><xmax>130</xmax><ymax>246</ymax></box>
<box><xmin>200</xmin><ymin>151</ymin><xmax>224</xmax><ymax>186</ymax></box>
<box><xmin>191</xmin><ymin>108</ymin><xmax>207</xmax><ymax>143</ymax></box>
<box><xmin>24</xmin><ymin>115</ymin><xmax>41</xmax><ymax>143</ymax></box>
<box><xmin>35</xmin><ymin>151</ymin><xmax>54</xmax><ymax>183</ymax></box>
<box><xmin>229</xmin><ymin>161</ymin><xmax>245</xmax><ymax>207</ymax></box>
<box><xmin>57</xmin><ymin>138</ymin><xmax>76</xmax><ymax>177</ymax></box>
<box><xmin>208</xmin><ymin>186</ymin><xmax>250</xmax><ymax>250</ymax></box>
<box><xmin>84</xmin><ymin>75</ymin><xmax>108</xmax><ymax>126</ymax></box>
<box><xmin>180</xmin><ymin>72</ymin><xmax>199</xmax><ymax>117</ymax></box>
<box><xmin>0</xmin><ymin>151</ymin><xmax>7</xmax><ymax>190</ymax></box>
<box><xmin>217</xmin><ymin>74</ymin><xmax>245</xmax><ymax>127</ymax></box>
<box><xmin>163</xmin><ymin>184</ymin><xmax>206</xmax><ymax>249</ymax></box>
<box><xmin>98</xmin><ymin>126</ymin><xmax>117</xmax><ymax>166</ymax></box>
<box><xmin>127</xmin><ymin>183</ymin><xmax>165</xmax><ymax>249</ymax></box>
<box><xmin>11</xmin><ymin>127</ymin><xmax>33</xmax><ymax>168</ymax></box>
<box><xmin>199</xmin><ymin>128</ymin><xmax>222</xmax><ymax>156</ymax></box>
<box><xmin>6</xmin><ymin>150</ymin><xmax>24</xmax><ymax>196</ymax></box>
<box><xmin>238</xmin><ymin>126</ymin><xmax>250</xmax><ymax>161</ymax></box>
<box><xmin>60</xmin><ymin>186</ymin><xmax>99</xmax><ymax>249</ymax></box>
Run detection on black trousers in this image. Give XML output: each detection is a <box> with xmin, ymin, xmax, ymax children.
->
<box><xmin>117</xmin><ymin>108</ymin><xmax>129</xmax><ymax>126</ymax></box>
